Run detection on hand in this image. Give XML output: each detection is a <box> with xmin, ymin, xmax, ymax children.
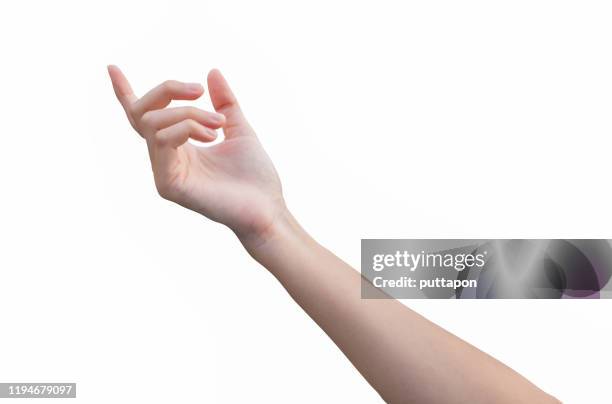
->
<box><xmin>108</xmin><ymin>66</ymin><xmax>285</xmax><ymax>244</ymax></box>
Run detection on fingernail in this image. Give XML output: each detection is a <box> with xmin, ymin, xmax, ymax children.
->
<box><xmin>212</xmin><ymin>113</ymin><xmax>226</xmax><ymax>124</ymax></box>
<box><xmin>186</xmin><ymin>83</ymin><xmax>203</xmax><ymax>92</ymax></box>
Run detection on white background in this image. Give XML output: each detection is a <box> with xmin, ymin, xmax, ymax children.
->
<box><xmin>1</xmin><ymin>1</ymin><xmax>611</xmax><ymax>403</ymax></box>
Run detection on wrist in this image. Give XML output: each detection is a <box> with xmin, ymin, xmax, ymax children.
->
<box><xmin>237</xmin><ymin>205</ymin><xmax>307</xmax><ymax>264</ymax></box>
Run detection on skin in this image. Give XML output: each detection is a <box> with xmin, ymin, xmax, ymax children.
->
<box><xmin>108</xmin><ymin>65</ymin><xmax>560</xmax><ymax>404</ymax></box>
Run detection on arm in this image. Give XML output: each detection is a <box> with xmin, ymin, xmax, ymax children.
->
<box><xmin>108</xmin><ymin>66</ymin><xmax>559</xmax><ymax>404</ymax></box>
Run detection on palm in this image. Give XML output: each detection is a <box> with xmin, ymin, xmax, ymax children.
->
<box><xmin>178</xmin><ymin>134</ymin><xmax>282</xmax><ymax>236</ymax></box>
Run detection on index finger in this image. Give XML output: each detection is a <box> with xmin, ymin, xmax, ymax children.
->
<box><xmin>107</xmin><ymin>65</ymin><xmax>138</xmax><ymax>112</ymax></box>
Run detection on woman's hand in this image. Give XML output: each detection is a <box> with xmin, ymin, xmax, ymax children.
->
<box><xmin>108</xmin><ymin>66</ymin><xmax>285</xmax><ymax>244</ymax></box>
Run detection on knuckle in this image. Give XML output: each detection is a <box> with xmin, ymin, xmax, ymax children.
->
<box><xmin>162</xmin><ymin>80</ymin><xmax>178</xmax><ymax>92</ymax></box>
<box><xmin>153</xmin><ymin>130</ymin><xmax>169</xmax><ymax>147</ymax></box>
<box><xmin>140</xmin><ymin>111</ymin><xmax>154</xmax><ymax>127</ymax></box>
<box><xmin>184</xmin><ymin>119</ymin><xmax>199</xmax><ymax>131</ymax></box>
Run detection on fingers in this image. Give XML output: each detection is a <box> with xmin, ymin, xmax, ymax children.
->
<box><xmin>142</xmin><ymin>106</ymin><xmax>226</xmax><ymax>131</ymax></box>
<box><xmin>133</xmin><ymin>80</ymin><xmax>204</xmax><ymax>118</ymax></box>
<box><xmin>149</xmin><ymin>119</ymin><xmax>216</xmax><ymax>201</ymax></box>
<box><xmin>108</xmin><ymin>65</ymin><xmax>137</xmax><ymax>106</ymax></box>
<box><xmin>207</xmin><ymin>69</ymin><xmax>239</xmax><ymax>113</ymax></box>
<box><xmin>108</xmin><ymin>65</ymin><xmax>138</xmax><ymax>126</ymax></box>
<box><xmin>207</xmin><ymin>69</ymin><xmax>251</xmax><ymax>138</ymax></box>
<box><xmin>108</xmin><ymin>66</ymin><xmax>231</xmax><ymax>145</ymax></box>
<box><xmin>154</xmin><ymin>119</ymin><xmax>217</xmax><ymax>149</ymax></box>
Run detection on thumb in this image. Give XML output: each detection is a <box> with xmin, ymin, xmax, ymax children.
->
<box><xmin>207</xmin><ymin>69</ymin><xmax>252</xmax><ymax>138</ymax></box>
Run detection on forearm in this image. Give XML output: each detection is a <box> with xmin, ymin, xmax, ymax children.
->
<box><xmin>241</xmin><ymin>209</ymin><xmax>559</xmax><ymax>404</ymax></box>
